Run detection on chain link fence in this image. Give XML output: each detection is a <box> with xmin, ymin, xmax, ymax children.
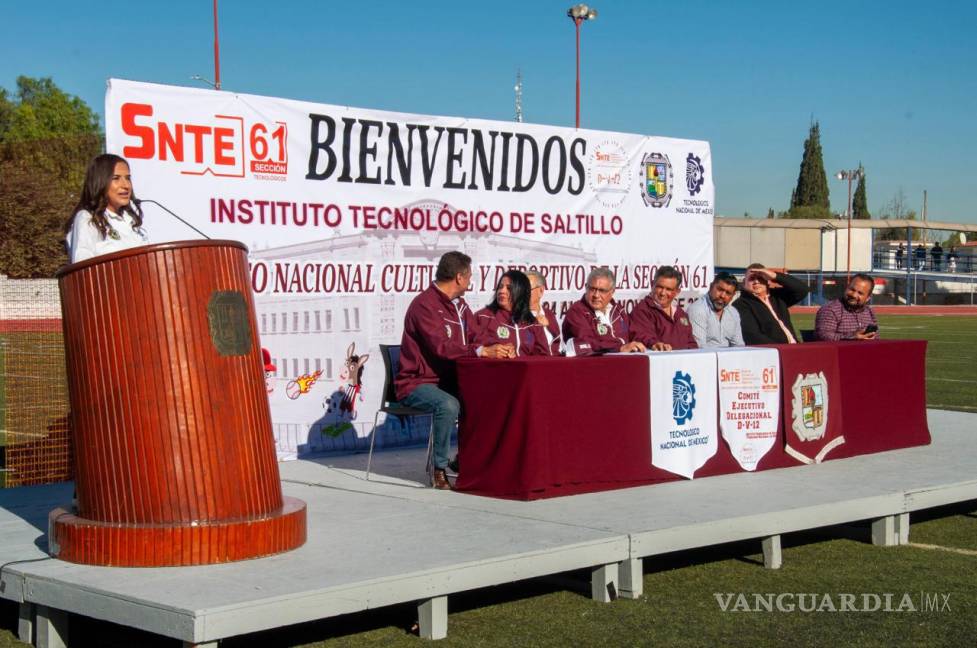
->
<box><xmin>0</xmin><ymin>274</ymin><xmax>72</xmax><ymax>487</ymax></box>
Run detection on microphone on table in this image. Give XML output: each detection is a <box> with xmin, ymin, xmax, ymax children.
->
<box><xmin>133</xmin><ymin>198</ymin><xmax>211</xmax><ymax>240</ymax></box>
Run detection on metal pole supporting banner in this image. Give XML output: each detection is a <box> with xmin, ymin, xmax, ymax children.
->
<box><xmin>213</xmin><ymin>0</ymin><xmax>222</xmax><ymax>90</ymax></box>
<box><xmin>575</xmin><ymin>18</ymin><xmax>581</xmax><ymax>129</ymax></box>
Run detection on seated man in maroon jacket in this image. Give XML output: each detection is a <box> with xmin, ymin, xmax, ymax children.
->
<box><xmin>526</xmin><ymin>270</ymin><xmax>562</xmax><ymax>355</ymax></box>
<box><xmin>474</xmin><ymin>270</ymin><xmax>550</xmax><ymax>356</ymax></box>
<box><xmin>630</xmin><ymin>265</ymin><xmax>698</xmax><ymax>351</ymax></box>
<box><xmin>394</xmin><ymin>251</ymin><xmax>514</xmax><ymax>490</ymax></box>
<box><xmin>561</xmin><ymin>267</ymin><xmax>646</xmax><ymax>355</ymax></box>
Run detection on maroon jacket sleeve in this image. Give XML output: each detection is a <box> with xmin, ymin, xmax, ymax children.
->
<box><xmin>525</xmin><ymin>323</ymin><xmax>551</xmax><ymax>356</ymax></box>
<box><xmin>544</xmin><ymin>306</ymin><xmax>562</xmax><ymax>355</ymax></box>
<box><xmin>561</xmin><ymin>301</ymin><xmax>587</xmax><ymax>345</ymax></box>
<box><xmin>404</xmin><ymin>297</ymin><xmax>479</xmax><ymax>362</ymax></box>
<box><xmin>629</xmin><ymin>297</ymin><xmax>660</xmax><ymax>346</ymax></box>
<box><xmin>562</xmin><ymin>301</ymin><xmax>625</xmax><ymax>353</ymax></box>
<box><xmin>472</xmin><ymin>308</ymin><xmax>496</xmax><ymax>347</ymax></box>
<box><xmin>676</xmin><ymin>306</ymin><xmax>699</xmax><ymax>349</ymax></box>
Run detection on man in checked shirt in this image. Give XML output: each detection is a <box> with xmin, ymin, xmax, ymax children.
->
<box><xmin>814</xmin><ymin>273</ymin><xmax>879</xmax><ymax>341</ymax></box>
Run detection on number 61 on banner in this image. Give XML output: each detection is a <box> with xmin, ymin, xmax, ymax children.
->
<box><xmin>250</xmin><ymin>122</ymin><xmax>288</xmax><ymax>176</ymax></box>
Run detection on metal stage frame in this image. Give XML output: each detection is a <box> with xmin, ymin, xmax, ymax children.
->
<box><xmin>2</xmin><ymin>409</ymin><xmax>975</xmax><ymax>647</ymax></box>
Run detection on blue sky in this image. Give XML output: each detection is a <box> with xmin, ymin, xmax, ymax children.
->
<box><xmin>3</xmin><ymin>0</ymin><xmax>975</xmax><ymax>223</ymax></box>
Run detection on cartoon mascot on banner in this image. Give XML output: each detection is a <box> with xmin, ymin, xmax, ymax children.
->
<box><xmin>320</xmin><ymin>342</ymin><xmax>370</xmax><ymax>438</ymax></box>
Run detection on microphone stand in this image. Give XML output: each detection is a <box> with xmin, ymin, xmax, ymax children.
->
<box><xmin>135</xmin><ymin>198</ymin><xmax>211</xmax><ymax>240</ymax></box>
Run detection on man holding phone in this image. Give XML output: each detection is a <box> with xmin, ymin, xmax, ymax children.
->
<box><xmin>814</xmin><ymin>273</ymin><xmax>880</xmax><ymax>341</ymax></box>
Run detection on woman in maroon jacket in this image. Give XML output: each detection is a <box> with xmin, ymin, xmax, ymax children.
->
<box><xmin>474</xmin><ymin>270</ymin><xmax>549</xmax><ymax>356</ymax></box>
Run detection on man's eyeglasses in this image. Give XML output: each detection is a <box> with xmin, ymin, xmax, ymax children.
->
<box><xmin>586</xmin><ymin>284</ymin><xmax>612</xmax><ymax>295</ymax></box>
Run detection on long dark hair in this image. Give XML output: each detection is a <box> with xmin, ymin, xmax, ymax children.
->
<box><xmin>488</xmin><ymin>270</ymin><xmax>535</xmax><ymax>325</ymax></box>
<box><xmin>64</xmin><ymin>154</ymin><xmax>143</xmax><ymax>238</ymax></box>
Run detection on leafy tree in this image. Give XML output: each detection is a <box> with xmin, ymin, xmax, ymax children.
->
<box><xmin>787</xmin><ymin>121</ymin><xmax>830</xmax><ymax>219</ymax></box>
<box><xmin>875</xmin><ymin>189</ymin><xmax>920</xmax><ymax>241</ymax></box>
<box><xmin>852</xmin><ymin>165</ymin><xmax>869</xmax><ymax>219</ymax></box>
<box><xmin>766</xmin><ymin>207</ymin><xmax>775</xmax><ymax>219</ymax></box>
<box><xmin>0</xmin><ymin>76</ymin><xmax>101</xmax><ymax>278</ymax></box>
<box><xmin>785</xmin><ymin>205</ymin><xmax>833</xmax><ymax>221</ymax></box>
<box><xmin>0</xmin><ymin>77</ymin><xmax>100</xmax><ymax>141</ymax></box>
<box><xmin>940</xmin><ymin>231</ymin><xmax>968</xmax><ymax>248</ymax></box>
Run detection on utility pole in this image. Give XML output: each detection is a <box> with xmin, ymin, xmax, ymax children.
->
<box><xmin>514</xmin><ymin>70</ymin><xmax>523</xmax><ymax>123</ymax></box>
<box><xmin>921</xmin><ymin>190</ymin><xmax>928</xmax><ymax>244</ymax></box>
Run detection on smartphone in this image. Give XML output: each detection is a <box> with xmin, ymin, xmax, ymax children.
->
<box><xmin>864</xmin><ymin>324</ymin><xmax>878</xmax><ymax>334</ymax></box>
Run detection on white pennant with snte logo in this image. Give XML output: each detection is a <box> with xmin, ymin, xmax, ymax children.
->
<box><xmin>716</xmin><ymin>347</ymin><xmax>780</xmax><ymax>471</ymax></box>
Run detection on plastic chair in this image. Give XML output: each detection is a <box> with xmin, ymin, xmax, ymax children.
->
<box><xmin>365</xmin><ymin>344</ymin><xmax>435</xmax><ymax>482</ymax></box>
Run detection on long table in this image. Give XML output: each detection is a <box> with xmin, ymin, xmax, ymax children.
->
<box><xmin>455</xmin><ymin>340</ymin><xmax>930</xmax><ymax>500</ymax></box>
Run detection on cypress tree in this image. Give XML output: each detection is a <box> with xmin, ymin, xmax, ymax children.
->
<box><xmin>788</xmin><ymin>121</ymin><xmax>830</xmax><ymax>219</ymax></box>
<box><xmin>852</xmin><ymin>165</ymin><xmax>869</xmax><ymax>219</ymax></box>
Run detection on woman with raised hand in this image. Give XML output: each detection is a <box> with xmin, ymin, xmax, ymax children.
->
<box><xmin>733</xmin><ymin>263</ymin><xmax>809</xmax><ymax>345</ymax></box>
<box><xmin>65</xmin><ymin>154</ymin><xmax>148</xmax><ymax>263</ymax></box>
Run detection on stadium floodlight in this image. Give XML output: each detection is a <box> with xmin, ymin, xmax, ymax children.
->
<box><xmin>566</xmin><ymin>4</ymin><xmax>598</xmax><ymax>129</ymax></box>
<box><xmin>835</xmin><ymin>168</ymin><xmax>864</xmax><ymax>283</ymax></box>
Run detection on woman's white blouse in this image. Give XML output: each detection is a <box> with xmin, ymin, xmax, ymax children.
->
<box><xmin>66</xmin><ymin>209</ymin><xmax>149</xmax><ymax>263</ymax></box>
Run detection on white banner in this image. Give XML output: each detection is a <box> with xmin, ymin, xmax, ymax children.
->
<box><xmin>649</xmin><ymin>350</ymin><xmax>718</xmax><ymax>479</ymax></box>
<box><xmin>105</xmin><ymin>79</ymin><xmax>714</xmax><ymax>459</ymax></box>
<box><xmin>717</xmin><ymin>348</ymin><xmax>780</xmax><ymax>471</ymax></box>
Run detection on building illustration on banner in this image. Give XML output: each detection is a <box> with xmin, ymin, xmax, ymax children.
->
<box><xmin>252</xmin><ymin>200</ymin><xmax>598</xmax><ymax>459</ymax></box>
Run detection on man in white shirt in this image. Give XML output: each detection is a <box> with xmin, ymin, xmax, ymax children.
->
<box><xmin>687</xmin><ymin>272</ymin><xmax>745</xmax><ymax>348</ymax></box>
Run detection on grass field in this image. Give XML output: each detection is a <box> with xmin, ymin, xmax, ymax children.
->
<box><xmin>0</xmin><ymin>315</ymin><xmax>975</xmax><ymax>647</ymax></box>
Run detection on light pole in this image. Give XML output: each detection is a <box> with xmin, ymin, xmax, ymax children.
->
<box><xmin>567</xmin><ymin>4</ymin><xmax>597</xmax><ymax>129</ymax></box>
<box><xmin>213</xmin><ymin>0</ymin><xmax>222</xmax><ymax>89</ymax></box>
<box><xmin>835</xmin><ymin>167</ymin><xmax>863</xmax><ymax>283</ymax></box>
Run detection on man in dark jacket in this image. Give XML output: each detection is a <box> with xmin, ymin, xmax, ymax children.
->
<box><xmin>914</xmin><ymin>244</ymin><xmax>926</xmax><ymax>270</ymax></box>
<box><xmin>931</xmin><ymin>242</ymin><xmax>943</xmax><ymax>271</ymax></box>
<box><xmin>732</xmin><ymin>264</ymin><xmax>809</xmax><ymax>345</ymax></box>
<box><xmin>395</xmin><ymin>251</ymin><xmax>514</xmax><ymax>489</ymax></box>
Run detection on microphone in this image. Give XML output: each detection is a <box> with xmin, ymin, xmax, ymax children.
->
<box><xmin>133</xmin><ymin>198</ymin><xmax>211</xmax><ymax>240</ymax></box>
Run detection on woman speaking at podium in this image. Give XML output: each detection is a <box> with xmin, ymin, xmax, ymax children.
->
<box><xmin>64</xmin><ymin>153</ymin><xmax>149</xmax><ymax>263</ymax></box>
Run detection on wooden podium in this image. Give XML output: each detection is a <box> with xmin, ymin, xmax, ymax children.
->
<box><xmin>51</xmin><ymin>241</ymin><xmax>306</xmax><ymax>566</ymax></box>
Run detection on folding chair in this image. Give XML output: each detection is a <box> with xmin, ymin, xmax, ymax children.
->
<box><xmin>365</xmin><ymin>344</ymin><xmax>435</xmax><ymax>482</ymax></box>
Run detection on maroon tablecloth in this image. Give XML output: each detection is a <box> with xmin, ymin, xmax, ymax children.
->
<box><xmin>455</xmin><ymin>341</ymin><xmax>929</xmax><ymax>500</ymax></box>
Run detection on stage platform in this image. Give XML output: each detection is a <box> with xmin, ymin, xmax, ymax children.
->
<box><xmin>2</xmin><ymin>409</ymin><xmax>975</xmax><ymax>647</ymax></box>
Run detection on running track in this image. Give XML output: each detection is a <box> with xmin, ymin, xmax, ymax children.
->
<box><xmin>791</xmin><ymin>305</ymin><xmax>977</xmax><ymax>315</ymax></box>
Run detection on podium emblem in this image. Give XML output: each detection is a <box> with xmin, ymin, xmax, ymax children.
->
<box><xmin>208</xmin><ymin>290</ymin><xmax>252</xmax><ymax>356</ymax></box>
